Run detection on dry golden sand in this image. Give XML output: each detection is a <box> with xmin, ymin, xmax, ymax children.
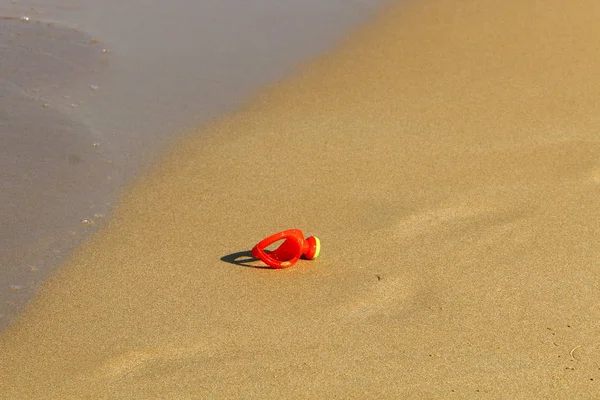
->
<box><xmin>2</xmin><ymin>0</ymin><xmax>600</xmax><ymax>397</ymax></box>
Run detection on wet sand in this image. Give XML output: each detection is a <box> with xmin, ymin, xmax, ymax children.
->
<box><xmin>0</xmin><ymin>0</ymin><xmax>385</xmax><ymax>328</ymax></box>
<box><xmin>2</xmin><ymin>0</ymin><xmax>600</xmax><ymax>398</ymax></box>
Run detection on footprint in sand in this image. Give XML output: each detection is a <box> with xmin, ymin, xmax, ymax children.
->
<box><xmin>96</xmin><ymin>343</ymin><xmax>209</xmax><ymax>381</ymax></box>
<box><xmin>344</xmin><ymin>275</ymin><xmax>417</xmax><ymax>321</ymax></box>
<box><xmin>98</xmin><ymin>348</ymin><xmax>162</xmax><ymax>380</ymax></box>
<box><xmin>341</xmin><ymin>204</ymin><xmax>531</xmax><ymax>321</ymax></box>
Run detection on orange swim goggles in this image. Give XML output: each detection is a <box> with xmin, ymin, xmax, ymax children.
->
<box><xmin>251</xmin><ymin>229</ymin><xmax>320</xmax><ymax>269</ymax></box>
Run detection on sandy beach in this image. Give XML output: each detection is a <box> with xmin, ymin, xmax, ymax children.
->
<box><xmin>2</xmin><ymin>0</ymin><xmax>600</xmax><ymax>398</ymax></box>
<box><xmin>0</xmin><ymin>0</ymin><xmax>384</xmax><ymax>328</ymax></box>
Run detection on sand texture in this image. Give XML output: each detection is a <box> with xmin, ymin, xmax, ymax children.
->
<box><xmin>2</xmin><ymin>0</ymin><xmax>600</xmax><ymax>398</ymax></box>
